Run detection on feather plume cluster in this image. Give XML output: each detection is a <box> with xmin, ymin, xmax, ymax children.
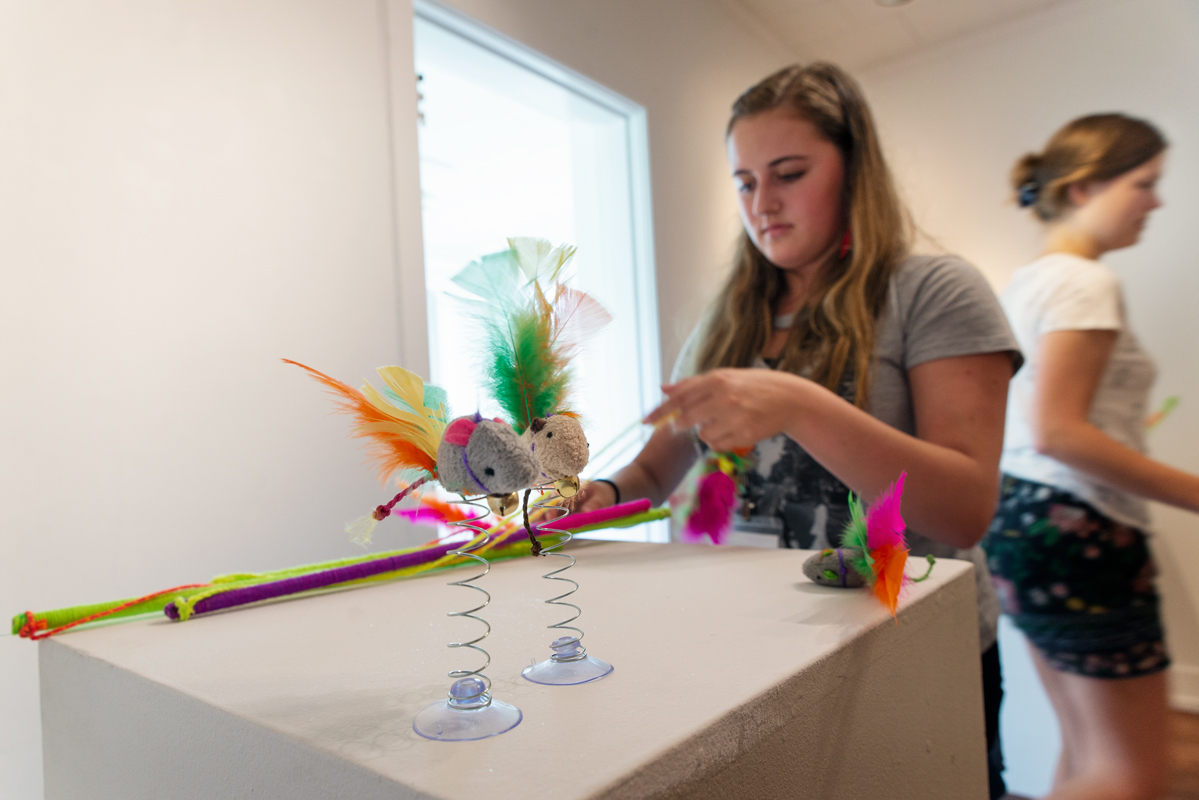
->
<box><xmin>840</xmin><ymin>472</ymin><xmax>910</xmax><ymax>617</ymax></box>
<box><xmin>684</xmin><ymin>471</ymin><xmax>738</xmax><ymax>545</ymax></box>
<box><xmin>283</xmin><ymin>359</ymin><xmax>449</xmax><ymax>485</ymax></box>
<box><xmin>452</xmin><ymin>237</ymin><xmax>610</xmax><ymax>434</ymax></box>
<box><xmin>676</xmin><ymin>450</ymin><xmax>753</xmax><ymax>545</ymax></box>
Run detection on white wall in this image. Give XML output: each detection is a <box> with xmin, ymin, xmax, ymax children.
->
<box><xmin>858</xmin><ymin>0</ymin><xmax>1199</xmax><ymax>793</ymax></box>
<box><xmin>0</xmin><ymin>2</ymin><xmax>785</xmax><ymax>797</ymax></box>
<box><xmin>0</xmin><ymin>2</ymin><xmax>425</xmax><ymax>797</ymax></box>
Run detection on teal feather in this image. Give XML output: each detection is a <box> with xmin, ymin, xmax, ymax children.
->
<box><xmin>451</xmin><ymin>250</ymin><xmax>524</xmax><ymax>309</ymax></box>
<box><xmin>379</xmin><ymin>383</ymin><xmax>451</xmax><ymax>422</ymax></box>
<box><xmin>422</xmin><ymin>385</ymin><xmax>450</xmax><ymax>420</ymax></box>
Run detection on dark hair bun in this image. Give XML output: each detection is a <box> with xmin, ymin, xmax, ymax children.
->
<box><xmin>1012</xmin><ymin>114</ymin><xmax>1166</xmax><ymax>221</ymax></box>
<box><xmin>1012</xmin><ymin>153</ymin><xmax>1042</xmax><ymax>208</ymax></box>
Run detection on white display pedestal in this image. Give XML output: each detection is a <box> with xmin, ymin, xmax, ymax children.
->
<box><xmin>39</xmin><ymin>541</ymin><xmax>986</xmax><ymax>799</ymax></box>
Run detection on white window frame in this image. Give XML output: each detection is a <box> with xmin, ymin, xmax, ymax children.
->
<box><xmin>409</xmin><ymin>0</ymin><xmax>662</xmax><ymax>430</ymax></box>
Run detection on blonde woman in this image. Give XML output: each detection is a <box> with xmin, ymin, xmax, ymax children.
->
<box><xmin>577</xmin><ymin>63</ymin><xmax>1020</xmax><ymax>799</ymax></box>
<box><xmin>987</xmin><ymin>114</ymin><xmax>1191</xmax><ymax>800</ymax></box>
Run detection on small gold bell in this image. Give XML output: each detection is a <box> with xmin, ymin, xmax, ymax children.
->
<box><xmin>487</xmin><ymin>493</ymin><xmax>519</xmax><ymax>516</ymax></box>
<box><xmin>554</xmin><ymin>476</ymin><xmax>581</xmax><ymax>498</ymax></box>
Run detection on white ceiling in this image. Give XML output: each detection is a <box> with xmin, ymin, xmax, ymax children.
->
<box><xmin>722</xmin><ymin>0</ymin><xmax>1077</xmax><ymax>70</ymax></box>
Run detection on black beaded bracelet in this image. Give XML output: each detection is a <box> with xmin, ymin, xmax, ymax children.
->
<box><xmin>593</xmin><ymin>478</ymin><xmax>621</xmax><ymax>505</ymax></box>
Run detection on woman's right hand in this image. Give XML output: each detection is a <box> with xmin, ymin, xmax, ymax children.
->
<box><xmin>574</xmin><ymin>479</ymin><xmax>618</xmax><ymax>513</ymax></box>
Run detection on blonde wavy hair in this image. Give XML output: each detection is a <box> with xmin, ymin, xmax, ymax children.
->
<box><xmin>697</xmin><ymin>62</ymin><xmax>911</xmax><ymax>408</ymax></box>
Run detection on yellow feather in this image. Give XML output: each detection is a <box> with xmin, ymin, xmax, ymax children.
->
<box><xmin>358</xmin><ymin>386</ymin><xmax>444</xmax><ymax>458</ymax></box>
<box><xmin>376</xmin><ymin>366</ymin><xmax>426</xmax><ymax>413</ymax></box>
<box><xmin>507</xmin><ymin>236</ymin><xmax>577</xmax><ymax>284</ymax></box>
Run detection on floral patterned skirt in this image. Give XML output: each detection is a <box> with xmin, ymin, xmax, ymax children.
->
<box><xmin>983</xmin><ymin>475</ymin><xmax>1169</xmax><ymax>679</ymax></box>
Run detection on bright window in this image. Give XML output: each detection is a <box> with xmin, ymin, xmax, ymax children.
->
<box><xmin>413</xmin><ymin>3</ymin><xmax>665</xmax><ymax>542</ymax></box>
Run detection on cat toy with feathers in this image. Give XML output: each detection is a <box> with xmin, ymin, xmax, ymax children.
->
<box><xmin>283</xmin><ymin>359</ymin><xmax>540</xmax><ymax>546</ymax></box>
<box><xmin>801</xmin><ymin>472</ymin><xmax>934</xmax><ymax>617</ymax></box>
<box><xmin>451</xmin><ymin>238</ymin><xmax>611</xmax><ymax>552</ymax></box>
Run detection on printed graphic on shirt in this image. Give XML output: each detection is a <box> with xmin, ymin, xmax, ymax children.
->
<box><xmin>736</xmin><ymin>368</ymin><xmax>855</xmax><ymax>549</ymax></box>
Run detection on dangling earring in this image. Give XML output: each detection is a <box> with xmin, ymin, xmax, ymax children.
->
<box><xmin>839</xmin><ymin>228</ymin><xmax>852</xmax><ymax>259</ymax></box>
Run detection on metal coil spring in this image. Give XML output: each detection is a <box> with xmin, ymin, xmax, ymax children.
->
<box><xmin>525</xmin><ymin>488</ymin><xmax>588</xmax><ymax>663</ymax></box>
<box><xmin>443</xmin><ymin>494</ymin><xmax>497</xmax><ymax>707</ymax></box>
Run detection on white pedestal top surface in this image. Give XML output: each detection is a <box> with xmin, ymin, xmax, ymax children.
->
<box><xmin>41</xmin><ymin>541</ymin><xmax>984</xmax><ymax>799</ymax></box>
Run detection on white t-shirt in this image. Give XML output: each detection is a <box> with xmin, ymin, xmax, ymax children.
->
<box><xmin>999</xmin><ymin>253</ymin><xmax>1157</xmax><ymax>529</ymax></box>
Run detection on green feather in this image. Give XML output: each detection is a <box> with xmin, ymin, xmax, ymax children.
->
<box><xmin>840</xmin><ymin>492</ymin><xmax>873</xmax><ymax>579</ymax></box>
<box><xmin>451</xmin><ymin>242</ymin><xmax>575</xmax><ymax>433</ymax></box>
<box><xmin>483</xmin><ymin>305</ymin><xmax>568</xmax><ymax>433</ymax></box>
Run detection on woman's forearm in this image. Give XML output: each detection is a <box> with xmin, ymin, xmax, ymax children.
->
<box><xmin>647</xmin><ymin>354</ymin><xmax>1011</xmax><ymax>547</ymax></box>
<box><xmin>1037</xmin><ymin>421</ymin><xmax>1199</xmax><ymax>512</ymax></box>
<box><xmin>1030</xmin><ymin>329</ymin><xmax>1199</xmax><ymax>514</ymax></box>
<box><xmin>610</xmin><ymin>426</ymin><xmax>700</xmax><ymax>507</ymax></box>
<box><xmin>784</xmin><ymin>387</ymin><xmax>1000</xmax><ymax>548</ymax></box>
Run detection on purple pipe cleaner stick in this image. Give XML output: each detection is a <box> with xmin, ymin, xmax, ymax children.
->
<box><xmin>164</xmin><ymin>499</ymin><xmax>653</xmax><ymax>621</ymax></box>
<box><xmin>164</xmin><ymin>537</ymin><xmax>471</xmax><ymax>620</ymax></box>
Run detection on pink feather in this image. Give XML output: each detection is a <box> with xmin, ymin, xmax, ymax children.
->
<box><xmin>549</xmin><ymin>285</ymin><xmax>612</xmax><ymax>352</ymax></box>
<box><xmin>396</xmin><ymin>507</ymin><xmax>456</xmax><ymax>527</ymax></box>
<box><xmin>683</xmin><ymin>470</ymin><xmax>738</xmax><ymax>545</ymax></box>
<box><xmin>865</xmin><ymin>471</ymin><xmax>907</xmax><ymax>550</ymax></box>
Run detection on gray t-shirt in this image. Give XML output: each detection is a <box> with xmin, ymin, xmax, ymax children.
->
<box><xmin>673</xmin><ymin>254</ymin><xmax>1022</xmax><ymax>650</ymax></box>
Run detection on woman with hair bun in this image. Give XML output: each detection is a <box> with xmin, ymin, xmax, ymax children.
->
<box><xmin>576</xmin><ymin>62</ymin><xmax>1021</xmax><ymax>799</ymax></box>
<box><xmin>987</xmin><ymin>113</ymin><xmax>1191</xmax><ymax>799</ymax></box>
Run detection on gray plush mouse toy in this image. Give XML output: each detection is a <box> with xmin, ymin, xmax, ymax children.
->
<box><xmin>802</xmin><ymin>548</ymin><xmax>870</xmax><ymax>588</ymax></box>
<box><xmin>436</xmin><ymin>413</ymin><xmax>540</xmax><ymax>515</ymax></box>
<box><xmin>522</xmin><ymin>414</ymin><xmax>590</xmax><ymax>498</ymax></box>
<box><xmin>284</xmin><ymin>359</ymin><xmax>541</xmax><ymax>545</ymax></box>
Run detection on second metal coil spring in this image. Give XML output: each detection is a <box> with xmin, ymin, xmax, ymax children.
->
<box><xmin>526</xmin><ymin>489</ymin><xmax>588</xmax><ymax>662</ymax></box>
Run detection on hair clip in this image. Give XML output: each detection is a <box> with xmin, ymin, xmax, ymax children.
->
<box><xmin>1018</xmin><ymin>179</ymin><xmax>1040</xmax><ymax>208</ymax></box>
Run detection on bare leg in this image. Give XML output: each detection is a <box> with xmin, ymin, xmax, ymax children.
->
<box><xmin>1029</xmin><ymin>648</ymin><xmax>1076</xmax><ymax>789</ymax></box>
<box><xmin>1029</xmin><ymin>648</ymin><xmax>1168</xmax><ymax>800</ymax></box>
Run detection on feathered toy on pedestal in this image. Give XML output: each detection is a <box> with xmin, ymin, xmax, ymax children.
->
<box><xmin>452</xmin><ymin>237</ymin><xmax>619</xmax><ymax>685</ymax></box>
<box><xmin>673</xmin><ymin>449</ymin><xmax>753</xmax><ymax>545</ymax></box>
<box><xmin>285</xmin><ymin>360</ymin><xmax>546</xmax><ymax>740</ymax></box>
<box><xmin>801</xmin><ymin>472</ymin><xmax>935</xmax><ymax>617</ymax></box>
<box><xmin>451</xmin><ymin>237</ymin><xmax>611</xmax><ymax>554</ymax></box>
<box><xmin>283</xmin><ymin>359</ymin><xmax>539</xmax><ymax>546</ymax></box>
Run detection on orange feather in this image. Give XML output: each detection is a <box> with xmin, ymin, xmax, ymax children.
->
<box><xmin>870</xmin><ymin>542</ymin><xmax>909</xmax><ymax>618</ymax></box>
<box><xmin>284</xmin><ymin>359</ymin><xmax>438</xmax><ymax>483</ymax></box>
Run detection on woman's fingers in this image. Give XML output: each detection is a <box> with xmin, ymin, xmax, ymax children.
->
<box><xmin>651</xmin><ymin>368</ymin><xmax>797</xmax><ymax>451</ymax></box>
<box><xmin>575</xmin><ymin>479</ymin><xmax>616</xmax><ymax>513</ymax></box>
<box><xmin>643</xmin><ymin>380</ymin><xmax>689</xmax><ymax>424</ymax></box>
<box><xmin>644</xmin><ymin>375</ymin><xmax>719</xmax><ymax>426</ymax></box>
<box><xmin>696</xmin><ymin>418</ymin><xmax>742</xmax><ymax>452</ymax></box>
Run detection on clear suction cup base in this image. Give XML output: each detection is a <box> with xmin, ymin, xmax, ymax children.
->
<box><xmin>522</xmin><ymin>636</ymin><xmax>614</xmax><ymax>685</ymax></box>
<box><xmin>412</xmin><ymin>677</ymin><xmax>522</xmax><ymax>741</ymax></box>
